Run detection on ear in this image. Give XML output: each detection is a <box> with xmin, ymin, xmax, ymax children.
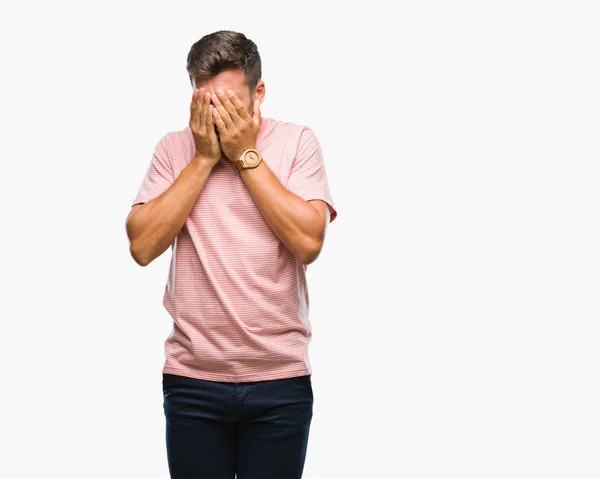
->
<box><xmin>254</xmin><ymin>80</ymin><xmax>266</xmax><ymax>105</ymax></box>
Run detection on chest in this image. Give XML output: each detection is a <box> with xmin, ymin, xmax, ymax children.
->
<box><xmin>173</xmin><ymin>136</ymin><xmax>294</xmax><ymax>239</ymax></box>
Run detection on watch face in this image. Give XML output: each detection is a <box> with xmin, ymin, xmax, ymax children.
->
<box><xmin>244</xmin><ymin>150</ymin><xmax>260</xmax><ymax>166</ymax></box>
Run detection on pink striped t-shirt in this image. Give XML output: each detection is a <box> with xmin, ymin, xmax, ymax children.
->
<box><xmin>131</xmin><ymin>117</ymin><xmax>337</xmax><ymax>382</ymax></box>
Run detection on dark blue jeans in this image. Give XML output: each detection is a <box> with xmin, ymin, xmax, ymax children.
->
<box><xmin>162</xmin><ymin>372</ymin><xmax>314</xmax><ymax>479</ymax></box>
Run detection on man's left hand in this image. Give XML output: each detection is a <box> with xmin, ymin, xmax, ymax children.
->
<box><xmin>211</xmin><ymin>89</ymin><xmax>261</xmax><ymax>163</ymax></box>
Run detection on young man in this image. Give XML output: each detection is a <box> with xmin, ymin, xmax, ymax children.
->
<box><xmin>126</xmin><ymin>30</ymin><xmax>337</xmax><ymax>479</ymax></box>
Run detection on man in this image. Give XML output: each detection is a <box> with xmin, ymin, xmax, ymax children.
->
<box><xmin>126</xmin><ymin>30</ymin><xmax>337</xmax><ymax>479</ymax></box>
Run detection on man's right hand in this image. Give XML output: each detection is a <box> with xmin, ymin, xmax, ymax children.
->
<box><xmin>189</xmin><ymin>87</ymin><xmax>221</xmax><ymax>165</ymax></box>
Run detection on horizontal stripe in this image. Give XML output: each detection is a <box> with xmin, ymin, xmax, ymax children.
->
<box><xmin>132</xmin><ymin>117</ymin><xmax>337</xmax><ymax>382</ymax></box>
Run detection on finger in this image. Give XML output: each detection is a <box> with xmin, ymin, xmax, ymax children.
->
<box><xmin>207</xmin><ymin>104</ymin><xmax>217</xmax><ymax>137</ymax></box>
<box><xmin>200</xmin><ymin>90</ymin><xmax>210</xmax><ymax>132</ymax></box>
<box><xmin>190</xmin><ymin>88</ymin><xmax>204</xmax><ymax>127</ymax></box>
<box><xmin>212</xmin><ymin>106</ymin><xmax>227</xmax><ymax>133</ymax></box>
<box><xmin>211</xmin><ymin>91</ymin><xmax>234</xmax><ymax>130</ymax></box>
<box><xmin>253</xmin><ymin>98</ymin><xmax>261</xmax><ymax>125</ymax></box>
<box><xmin>217</xmin><ymin>89</ymin><xmax>243</xmax><ymax>126</ymax></box>
<box><xmin>189</xmin><ymin>89</ymin><xmax>197</xmax><ymax>123</ymax></box>
<box><xmin>226</xmin><ymin>89</ymin><xmax>252</xmax><ymax>123</ymax></box>
<box><xmin>190</xmin><ymin>88</ymin><xmax>201</xmax><ymax>113</ymax></box>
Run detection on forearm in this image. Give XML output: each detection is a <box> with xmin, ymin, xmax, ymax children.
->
<box><xmin>240</xmin><ymin>161</ymin><xmax>326</xmax><ymax>264</ymax></box>
<box><xmin>127</xmin><ymin>156</ymin><xmax>214</xmax><ymax>266</ymax></box>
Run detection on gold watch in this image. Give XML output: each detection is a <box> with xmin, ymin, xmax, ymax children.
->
<box><xmin>233</xmin><ymin>148</ymin><xmax>263</xmax><ymax>173</ymax></box>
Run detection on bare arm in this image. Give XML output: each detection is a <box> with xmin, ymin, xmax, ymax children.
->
<box><xmin>211</xmin><ymin>88</ymin><xmax>334</xmax><ymax>265</ymax></box>
<box><xmin>239</xmin><ymin>161</ymin><xmax>330</xmax><ymax>264</ymax></box>
<box><xmin>127</xmin><ymin>87</ymin><xmax>222</xmax><ymax>266</ymax></box>
<box><xmin>126</xmin><ymin>155</ymin><xmax>215</xmax><ymax>266</ymax></box>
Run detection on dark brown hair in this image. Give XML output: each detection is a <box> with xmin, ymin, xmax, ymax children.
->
<box><xmin>186</xmin><ymin>30</ymin><xmax>262</xmax><ymax>92</ymax></box>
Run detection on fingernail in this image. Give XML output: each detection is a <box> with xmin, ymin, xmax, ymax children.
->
<box><xmin>217</xmin><ymin>88</ymin><xmax>224</xmax><ymax>96</ymax></box>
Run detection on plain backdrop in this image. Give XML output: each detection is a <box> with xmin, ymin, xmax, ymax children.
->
<box><xmin>1</xmin><ymin>1</ymin><xmax>599</xmax><ymax>478</ymax></box>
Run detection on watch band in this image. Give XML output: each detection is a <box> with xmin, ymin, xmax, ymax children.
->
<box><xmin>233</xmin><ymin>158</ymin><xmax>246</xmax><ymax>173</ymax></box>
<box><xmin>233</xmin><ymin>149</ymin><xmax>262</xmax><ymax>173</ymax></box>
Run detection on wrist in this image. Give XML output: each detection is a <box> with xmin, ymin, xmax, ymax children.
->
<box><xmin>229</xmin><ymin>146</ymin><xmax>257</xmax><ymax>162</ymax></box>
<box><xmin>232</xmin><ymin>146</ymin><xmax>261</xmax><ymax>173</ymax></box>
<box><xmin>239</xmin><ymin>157</ymin><xmax>267</xmax><ymax>178</ymax></box>
<box><xmin>192</xmin><ymin>153</ymin><xmax>218</xmax><ymax>169</ymax></box>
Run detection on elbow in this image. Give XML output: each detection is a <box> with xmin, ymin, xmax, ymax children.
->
<box><xmin>126</xmin><ymin>206</ymin><xmax>155</xmax><ymax>267</ymax></box>
<box><xmin>298</xmin><ymin>238</ymin><xmax>324</xmax><ymax>265</ymax></box>
<box><xmin>130</xmin><ymin>242</ymin><xmax>152</xmax><ymax>267</ymax></box>
<box><xmin>134</xmin><ymin>255</ymin><xmax>151</xmax><ymax>267</ymax></box>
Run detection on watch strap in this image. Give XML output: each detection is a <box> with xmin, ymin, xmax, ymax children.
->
<box><xmin>233</xmin><ymin>149</ymin><xmax>262</xmax><ymax>173</ymax></box>
<box><xmin>233</xmin><ymin>158</ymin><xmax>245</xmax><ymax>173</ymax></box>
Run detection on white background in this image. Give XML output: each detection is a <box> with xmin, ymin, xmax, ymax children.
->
<box><xmin>1</xmin><ymin>1</ymin><xmax>599</xmax><ymax>478</ymax></box>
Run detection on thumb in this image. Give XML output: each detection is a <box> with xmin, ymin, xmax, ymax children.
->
<box><xmin>253</xmin><ymin>98</ymin><xmax>261</xmax><ymax>125</ymax></box>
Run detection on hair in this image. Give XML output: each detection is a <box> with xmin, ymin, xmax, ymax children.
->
<box><xmin>186</xmin><ymin>30</ymin><xmax>262</xmax><ymax>92</ymax></box>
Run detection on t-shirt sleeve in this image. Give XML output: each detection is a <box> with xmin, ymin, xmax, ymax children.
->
<box><xmin>132</xmin><ymin>133</ymin><xmax>174</xmax><ymax>207</ymax></box>
<box><xmin>285</xmin><ymin>126</ymin><xmax>338</xmax><ymax>223</ymax></box>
